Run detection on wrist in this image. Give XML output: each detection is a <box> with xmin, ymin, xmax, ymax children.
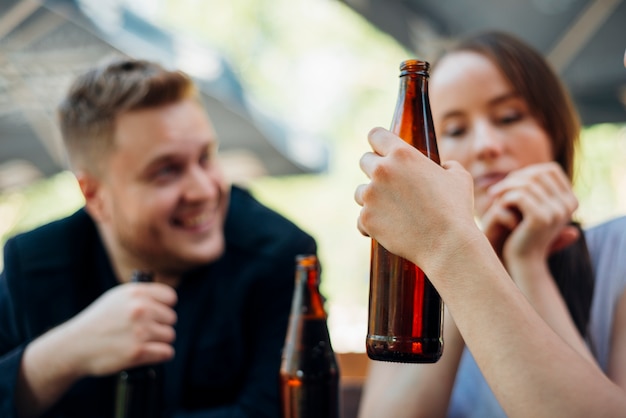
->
<box><xmin>17</xmin><ymin>325</ymin><xmax>85</xmax><ymax>417</ymax></box>
<box><xmin>420</xmin><ymin>223</ymin><xmax>489</xmax><ymax>287</ymax></box>
<box><xmin>506</xmin><ymin>259</ymin><xmax>554</xmax><ymax>300</ymax></box>
<box><xmin>27</xmin><ymin>327</ymin><xmax>84</xmax><ymax>381</ymax></box>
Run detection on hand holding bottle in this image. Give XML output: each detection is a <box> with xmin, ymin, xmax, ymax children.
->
<box><xmin>364</xmin><ymin>60</ymin><xmax>448</xmax><ymax>363</ymax></box>
<box><xmin>16</xmin><ymin>279</ymin><xmax>177</xmax><ymax>418</ymax></box>
<box><xmin>356</xmin><ymin>127</ymin><xmax>476</xmax><ymax>280</ymax></box>
<box><xmin>63</xmin><ymin>281</ymin><xmax>177</xmax><ymax>376</ymax></box>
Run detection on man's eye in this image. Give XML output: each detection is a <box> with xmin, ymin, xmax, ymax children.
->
<box><xmin>199</xmin><ymin>143</ymin><xmax>219</xmax><ymax>168</ymax></box>
<box><xmin>155</xmin><ymin>165</ymin><xmax>181</xmax><ymax>178</ymax></box>
<box><xmin>199</xmin><ymin>151</ymin><xmax>210</xmax><ymax>166</ymax></box>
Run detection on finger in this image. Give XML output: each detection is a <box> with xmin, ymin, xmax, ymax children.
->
<box><xmin>486</xmin><ymin>163</ymin><xmax>545</xmax><ymax>197</ymax></box>
<box><xmin>441</xmin><ymin>160</ymin><xmax>464</xmax><ymax>171</ymax></box>
<box><xmin>354</xmin><ymin>184</ymin><xmax>367</xmax><ymax>206</ymax></box>
<box><xmin>141</xmin><ymin>283</ymin><xmax>178</xmax><ymax>306</ymax></box>
<box><xmin>526</xmin><ymin>165</ymin><xmax>576</xmax><ymax>214</ymax></box>
<box><xmin>484</xmin><ymin>204</ymin><xmax>521</xmax><ymax>232</ymax></box>
<box><xmin>134</xmin><ymin>342</ymin><xmax>176</xmax><ymax>366</ymax></box>
<box><xmin>149</xmin><ymin>303</ymin><xmax>178</xmax><ymax>326</ymax></box>
<box><xmin>488</xmin><ymin>162</ymin><xmax>569</xmax><ymax>198</ymax></box>
<box><xmin>146</xmin><ymin>322</ymin><xmax>177</xmax><ymax>344</ymax></box>
<box><xmin>550</xmin><ymin>225</ymin><xmax>580</xmax><ymax>253</ymax></box>
<box><xmin>497</xmin><ymin>182</ymin><xmax>572</xmax><ymax>230</ymax></box>
<box><xmin>496</xmin><ymin>188</ymin><xmax>543</xmax><ymax>226</ymax></box>
<box><xmin>356</xmin><ymin>211</ymin><xmax>370</xmax><ymax>238</ymax></box>
<box><xmin>359</xmin><ymin>152</ymin><xmax>379</xmax><ymax>179</ymax></box>
<box><xmin>481</xmin><ymin>204</ymin><xmax>520</xmax><ymax>253</ymax></box>
<box><xmin>367</xmin><ymin>127</ymin><xmax>399</xmax><ymax>156</ymax></box>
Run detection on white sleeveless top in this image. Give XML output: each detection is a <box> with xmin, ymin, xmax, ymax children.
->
<box><xmin>447</xmin><ymin>216</ymin><xmax>626</xmax><ymax>418</ymax></box>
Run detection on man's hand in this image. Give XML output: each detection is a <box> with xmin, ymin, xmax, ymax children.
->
<box><xmin>16</xmin><ymin>282</ymin><xmax>177</xmax><ymax>417</ymax></box>
<box><xmin>67</xmin><ymin>282</ymin><xmax>178</xmax><ymax>376</ymax></box>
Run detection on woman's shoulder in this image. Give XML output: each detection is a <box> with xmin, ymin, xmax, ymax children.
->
<box><xmin>584</xmin><ymin>215</ymin><xmax>626</xmax><ymax>245</ymax></box>
<box><xmin>584</xmin><ymin>215</ymin><xmax>626</xmax><ymax>284</ymax></box>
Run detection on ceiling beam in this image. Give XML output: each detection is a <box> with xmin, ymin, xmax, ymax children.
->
<box><xmin>0</xmin><ymin>0</ymin><xmax>41</xmax><ymax>40</ymax></box>
<box><xmin>547</xmin><ymin>0</ymin><xmax>622</xmax><ymax>72</ymax></box>
<box><xmin>0</xmin><ymin>7</ymin><xmax>69</xmax><ymax>169</ymax></box>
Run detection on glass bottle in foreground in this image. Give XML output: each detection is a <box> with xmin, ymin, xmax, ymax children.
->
<box><xmin>114</xmin><ymin>270</ymin><xmax>160</xmax><ymax>418</ymax></box>
<box><xmin>366</xmin><ymin>59</ymin><xmax>444</xmax><ymax>363</ymax></box>
<box><xmin>280</xmin><ymin>254</ymin><xmax>340</xmax><ymax>418</ymax></box>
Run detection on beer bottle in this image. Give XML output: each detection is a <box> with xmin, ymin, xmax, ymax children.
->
<box><xmin>280</xmin><ymin>255</ymin><xmax>340</xmax><ymax>418</ymax></box>
<box><xmin>366</xmin><ymin>59</ymin><xmax>444</xmax><ymax>363</ymax></box>
<box><xmin>114</xmin><ymin>270</ymin><xmax>160</xmax><ymax>418</ymax></box>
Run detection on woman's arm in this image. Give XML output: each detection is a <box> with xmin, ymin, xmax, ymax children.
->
<box><xmin>355</xmin><ymin>128</ymin><xmax>626</xmax><ymax>417</ymax></box>
<box><xmin>430</xmin><ymin>230</ymin><xmax>623</xmax><ymax>418</ymax></box>
<box><xmin>608</xmin><ymin>290</ymin><xmax>626</xmax><ymax>390</ymax></box>
<box><xmin>480</xmin><ymin>163</ymin><xmax>596</xmax><ymax>364</ymax></box>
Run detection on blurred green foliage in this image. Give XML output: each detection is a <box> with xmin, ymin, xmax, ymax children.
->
<box><xmin>575</xmin><ymin>123</ymin><xmax>626</xmax><ymax>225</ymax></box>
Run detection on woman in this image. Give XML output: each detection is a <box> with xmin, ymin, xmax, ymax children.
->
<box><xmin>355</xmin><ymin>32</ymin><xmax>626</xmax><ymax>417</ymax></box>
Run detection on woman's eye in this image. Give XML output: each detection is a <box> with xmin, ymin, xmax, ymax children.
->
<box><xmin>498</xmin><ymin>111</ymin><xmax>523</xmax><ymax>125</ymax></box>
<box><xmin>443</xmin><ymin>125</ymin><xmax>465</xmax><ymax>138</ymax></box>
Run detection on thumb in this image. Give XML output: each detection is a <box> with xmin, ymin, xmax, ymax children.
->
<box><xmin>549</xmin><ymin>225</ymin><xmax>580</xmax><ymax>253</ymax></box>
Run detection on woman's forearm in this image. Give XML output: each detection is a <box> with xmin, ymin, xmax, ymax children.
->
<box><xmin>426</xmin><ymin>231</ymin><xmax>625</xmax><ymax>418</ymax></box>
<box><xmin>507</xmin><ymin>258</ymin><xmax>597</xmax><ymax>365</ymax></box>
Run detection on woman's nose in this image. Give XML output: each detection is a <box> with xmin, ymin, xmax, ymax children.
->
<box><xmin>472</xmin><ymin>120</ymin><xmax>504</xmax><ymax>160</ymax></box>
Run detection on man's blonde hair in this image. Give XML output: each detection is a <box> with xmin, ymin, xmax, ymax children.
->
<box><xmin>58</xmin><ymin>58</ymin><xmax>198</xmax><ymax>173</ymax></box>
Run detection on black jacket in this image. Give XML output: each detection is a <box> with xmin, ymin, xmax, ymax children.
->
<box><xmin>0</xmin><ymin>186</ymin><xmax>317</xmax><ymax>417</ymax></box>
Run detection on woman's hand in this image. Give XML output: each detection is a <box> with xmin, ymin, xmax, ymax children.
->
<box><xmin>480</xmin><ymin>162</ymin><xmax>579</xmax><ymax>268</ymax></box>
<box><xmin>355</xmin><ymin>127</ymin><xmax>477</xmax><ymax>273</ymax></box>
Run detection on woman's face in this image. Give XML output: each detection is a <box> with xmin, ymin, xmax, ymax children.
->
<box><xmin>430</xmin><ymin>51</ymin><xmax>554</xmax><ymax>216</ymax></box>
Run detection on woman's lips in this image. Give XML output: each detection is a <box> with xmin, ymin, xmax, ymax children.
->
<box><xmin>474</xmin><ymin>172</ymin><xmax>508</xmax><ymax>190</ymax></box>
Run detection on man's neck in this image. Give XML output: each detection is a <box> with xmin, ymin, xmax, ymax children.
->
<box><xmin>97</xmin><ymin>225</ymin><xmax>181</xmax><ymax>287</ymax></box>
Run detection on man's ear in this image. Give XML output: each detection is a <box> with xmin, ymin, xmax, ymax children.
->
<box><xmin>77</xmin><ymin>171</ymin><xmax>107</xmax><ymax>222</ymax></box>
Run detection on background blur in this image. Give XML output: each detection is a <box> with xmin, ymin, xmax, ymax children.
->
<box><xmin>1</xmin><ymin>0</ymin><xmax>625</xmax><ymax>353</ymax></box>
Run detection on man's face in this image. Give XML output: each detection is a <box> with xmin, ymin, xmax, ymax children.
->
<box><xmin>86</xmin><ymin>98</ymin><xmax>229</xmax><ymax>275</ymax></box>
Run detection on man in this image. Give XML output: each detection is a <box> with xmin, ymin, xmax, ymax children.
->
<box><xmin>0</xmin><ymin>58</ymin><xmax>317</xmax><ymax>417</ymax></box>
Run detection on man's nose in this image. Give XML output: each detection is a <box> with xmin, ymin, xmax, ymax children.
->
<box><xmin>184</xmin><ymin>166</ymin><xmax>219</xmax><ymax>201</ymax></box>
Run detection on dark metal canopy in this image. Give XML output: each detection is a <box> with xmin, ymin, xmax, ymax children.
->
<box><xmin>342</xmin><ymin>0</ymin><xmax>626</xmax><ymax>126</ymax></box>
<box><xmin>0</xmin><ymin>0</ymin><xmax>328</xmax><ymax>190</ymax></box>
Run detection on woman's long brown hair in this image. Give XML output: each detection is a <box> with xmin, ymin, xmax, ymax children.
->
<box><xmin>436</xmin><ymin>31</ymin><xmax>594</xmax><ymax>337</ymax></box>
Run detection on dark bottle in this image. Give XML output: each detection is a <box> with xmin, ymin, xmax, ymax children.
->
<box><xmin>366</xmin><ymin>59</ymin><xmax>444</xmax><ymax>363</ymax></box>
<box><xmin>280</xmin><ymin>255</ymin><xmax>340</xmax><ymax>418</ymax></box>
<box><xmin>114</xmin><ymin>270</ymin><xmax>160</xmax><ymax>418</ymax></box>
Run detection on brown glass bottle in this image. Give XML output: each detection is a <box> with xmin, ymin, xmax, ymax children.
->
<box><xmin>366</xmin><ymin>59</ymin><xmax>444</xmax><ymax>363</ymax></box>
<box><xmin>280</xmin><ymin>255</ymin><xmax>340</xmax><ymax>418</ymax></box>
<box><xmin>115</xmin><ymin>270</ymin><xmax>160</xmax><ymax>418</ymax></box>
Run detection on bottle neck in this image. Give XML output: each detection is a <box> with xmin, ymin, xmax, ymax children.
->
<box><xmin>397</xmin><ymin>59</ymin><xmax>430</xmax><ymax>104</ymax></box>
<box><xmin>391</xmin><ymin>59</ymin><xmax>440</xmax><ymax>165</ymax></box>
<box><xmin>400</xmin><ymin>59</ymin><xmax>429</xmax><ymax>75</ymax></box>
<box><xmin>295</xmin><ymin>266</ymin><xmax>326</xmax><ymax>319</ymax></box>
